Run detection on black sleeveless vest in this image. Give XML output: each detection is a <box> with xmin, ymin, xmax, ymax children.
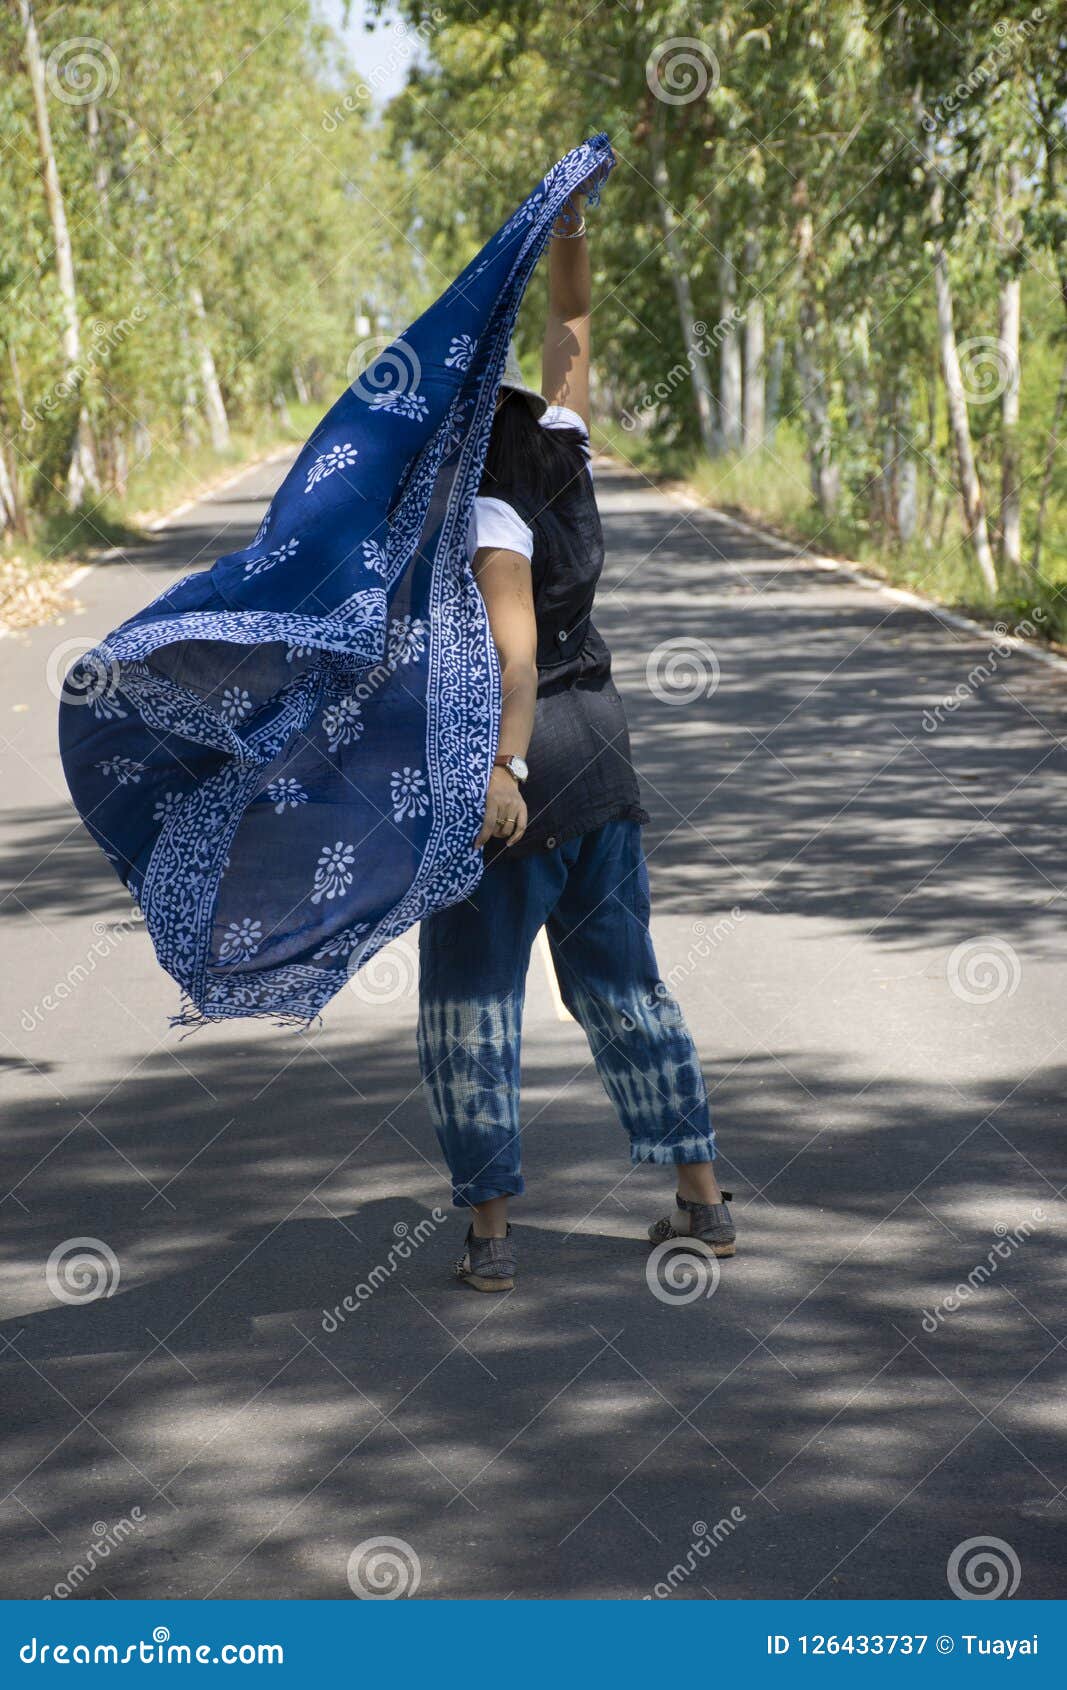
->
<box><xmin>483</xmin><ymin>462</ymin><xmax>648</xmax><ymax>860</ymax></box>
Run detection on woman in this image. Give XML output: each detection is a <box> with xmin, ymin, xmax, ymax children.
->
<box><xmin>417</xmin><ymin>184</ymin><xmax>735</xmax><ymax>1291</ymax></box>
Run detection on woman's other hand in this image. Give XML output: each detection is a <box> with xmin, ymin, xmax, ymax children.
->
<box><xmin>475</xmin><ymin>766</ymin><xmax>528</xmax><ymax>849</ymax></box>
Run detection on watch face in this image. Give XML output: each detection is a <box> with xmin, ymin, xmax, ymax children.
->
<box><xmin>509</xmin><ymin>756</ymin><xmax>529</xmax><ymax>781</ymax></box>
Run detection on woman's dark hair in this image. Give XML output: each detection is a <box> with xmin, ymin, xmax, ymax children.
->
<box><xmin>480</xmin><ymin>390</ymin><xmax>588</xmax><ymax>506</ymax></box>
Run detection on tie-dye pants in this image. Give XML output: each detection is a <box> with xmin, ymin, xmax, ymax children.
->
<box><xmin>416</xmin><ymin>819</ymin><xmax>716</xmax><ymax>1208</ymax></box>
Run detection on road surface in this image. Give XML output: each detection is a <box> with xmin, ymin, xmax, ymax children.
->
<box><xmin>1</xmin><ymin>451</ymin><xmax>1064</xmax><ymax>1600</ymax></box>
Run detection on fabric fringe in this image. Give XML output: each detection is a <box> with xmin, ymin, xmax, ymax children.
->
<box><xmin>169</xmin><ymin>996</ymin><xmax>322</xmax><ymax>1037</ymax></box>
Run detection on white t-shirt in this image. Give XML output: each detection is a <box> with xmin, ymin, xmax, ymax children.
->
<box><xmin>467</xmin><ymin>404</ymin><xmax>591</xmax><ymax>562</ymax></box>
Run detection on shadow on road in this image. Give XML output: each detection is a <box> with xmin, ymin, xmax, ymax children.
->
<box><xmin>2</xmin><ymin>462</ymin><xmax>1064</xmax><ymax>1600</ymax></box>
<box><xmin>0</xmin><ymin>1020</ymin><xmax>1063</xmax><ymax>1600</ymax></box>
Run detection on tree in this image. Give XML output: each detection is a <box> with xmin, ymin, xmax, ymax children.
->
<box><xmin>17</xmin><ymin>0</ymin><xmax>99</xmax><ymax>507</ymax></box>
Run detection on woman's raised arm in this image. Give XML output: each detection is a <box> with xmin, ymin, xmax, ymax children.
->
<box><xmin>541</xmin><ymin>193</ymin><xmax>592</xmax><ymax>427</ymax></box>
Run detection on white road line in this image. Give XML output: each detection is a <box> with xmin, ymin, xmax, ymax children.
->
<box><xmin>663</xmin><ymin>487</ymin><xmax>1067</xmax><ymax>676</ymax></box>
<box><xmin>0</xmin><ymin>448</ymin><xmax>299</xmax><ymax>636</ymax></box>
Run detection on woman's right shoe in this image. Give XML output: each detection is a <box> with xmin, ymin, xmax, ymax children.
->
<box><xmin>647</xmin><ymin>1191</ymin><xmax>736</xmax><ymax>1258</ymax></box>
<box><xmin>454</xmin><ymin>1224</ymin><xmax>515</xmax><ymax>1292</ymax></box>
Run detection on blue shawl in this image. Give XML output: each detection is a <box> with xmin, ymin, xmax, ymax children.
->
<box><xmin>60</xmin><ymin>135</ymin><xmax>614</xmax><ymax>1027</ymax></box>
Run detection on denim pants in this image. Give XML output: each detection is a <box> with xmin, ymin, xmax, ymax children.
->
<box><xmin>416</xmin><ymin>819</ymin><xmax>716</xmax><ymax>1208</ymax></box>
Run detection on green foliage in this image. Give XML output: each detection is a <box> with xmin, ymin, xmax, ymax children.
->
<box><xmin>377</xmin><ymin>0</ymin><xmax>1067</xmax><ymax>637</ymax></box>
<box><xmin>3</xmin><ymin>0</ymin><xmax>1064</xmax><ymax>646</ymax></box>
<box><xmin>0</xmin><ymin>0</ymin><xmax>419</xmax><ymax>544</ymax></box>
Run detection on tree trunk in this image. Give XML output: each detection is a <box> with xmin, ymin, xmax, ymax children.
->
<box><xmin>932</xmin><ymin>249</ymin><xmax>998</xmax><ymax>592</ymax></box>
<box><xmin>765</xmin><ymin>337</ymin><xmax>784</xmax><ymax>441</ymax></box>
<box><xmin>997</xmin><ymin>166</ymin><xmax>1023</xmax><ymax>575</ymax></box>
<box><xmin>647</xmin><ymin>110</ymin><xmax>717</xmax><ymax>457</ymax></box>
<box><xmin>1032</xmin><ymin>347</ymin><xmax>1067</xmax><ymax>575</ymax></box>
<box><xmin>742</xmin><ymin>236</ymin><xmax>765</xmax><ymax>448</ymax></box>
<box><xmin>1037</xmin><ymin>89</ymin><xmax>1067</xmax><ymax>339</ymax></box>
<box><xmin>719</xmin><ymin>254</ymin><xmax>742</xmax><ymax>451</ymax></box>
<box><xmin>86</xmin><ymin>101</ymin><xmax>110</xmax><ymax>220</ymax></box>
<box><xmin>997</xmin><ymin>271</ymin><xmax>1021</xmax><ymax>572</ymax></box>
<box><xmin>878</xmin><ymin>384</ymin><xmax>917</xmax><ymax>543</ymax></box>
<box><xmin>838</xmin><ymin>309</ymin><xmax>871</xmax><ymax>442</ymax></box>
<box><xmin>109</xmin><ymin>428</ymin><xmax>128</xmax><ymax>498</ymax></box>
<box><xmin>292</xmin><ymin>363</ymin><xmax>310</xmax><ymax>405</ymax></box>
<box><xmin>0</xmin><ymin>444</ymin><xmax>19</xmax><ymax>532</ymax></box>
<box><xmin>189</xmin><ymin>283</ymin><xmax>231</xmax><ymax>451</ymax></box>
<box><xmin>797</xmin><ymin>298</ymin><xmax>839</xmax><ymax>515</ymax></box>
<box><xmin>922</xmin><ymin>367</ymin><xmax>940</xmax><ymax>545</ymax></box>
<box><xmin>18</xmin><ymin>0</ymin><xmax>99</xmax><ymax>507</ymax></box>
<box><xmin>878</xmin><ymin>386</ymin><xmax>897</xmax><ymax>538</ymax></box>
<box><xmin>895</xmin><ymin>389</ymin><xmax>918</xmax><ymax>543</ymax></box>
<box><xmin>177</xmin><ymin>307</ymin><xmax>202</xmax><ymax>447</ymax></box>
<box><xmin>928</xmin><ymin>152</ymin><xmax>997</xmax><ymax>592</ymax></box>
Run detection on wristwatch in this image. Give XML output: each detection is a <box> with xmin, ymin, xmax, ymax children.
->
<box><xmin>494</xmin><ymin>753</ymin><xmax>529</xmax><ymax>784</ymax></box>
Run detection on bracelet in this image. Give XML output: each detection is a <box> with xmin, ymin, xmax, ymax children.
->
<box><xmin>552</xmin><ymin>214</ymin><xmax>587</xmax><ymax>240</ymax></box>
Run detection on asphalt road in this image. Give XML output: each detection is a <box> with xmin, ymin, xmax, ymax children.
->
<box><xmin>1</xmin><ymin>452</ymin><xmax>1065</xmax><ymax>1601</ymax></box>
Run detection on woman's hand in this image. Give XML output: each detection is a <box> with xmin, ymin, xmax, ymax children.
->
<box><xmin>569</xmin><ymin>145</ymin><xmax>616</xmax><ymax>208</ymax></box>
<box><xmin>474</xmin><ymin>767</ymin><xmax>528</xmax><ymax>849</ymax></box>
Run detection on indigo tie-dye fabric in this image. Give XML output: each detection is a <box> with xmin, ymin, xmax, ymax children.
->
<box><xmin>59</xmin><ymin>136</ymin><xmax>615</xmax><ymax>1028</ymax></box>
<box><xmin>417</xmin><ymin>820</ymin><xmax>716</xmax><ymax>1208</ymax></box>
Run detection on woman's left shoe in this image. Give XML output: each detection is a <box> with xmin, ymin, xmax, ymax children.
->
<box><xmin>648</xmin><ymin>1192</ymin><xmax>736</xmax><ymax>1258</ymax></box>
<box><xmin>454</xmin><ymin>1224</ymin><xmax>515</xmax><ymax>1292</ymax></box>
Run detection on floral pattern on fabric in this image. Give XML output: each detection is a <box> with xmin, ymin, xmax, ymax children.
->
<box><xmin>266</xmin><ymin>777</ymin><xmax>308</xmax><ymax>814</ymax></box>
<box><xmin>58</xmin><ymin>135</ymin><xmax>616</xmax><ymax>1026</ymax></box>
<box><xmin>369</xmin><ymin>390</ymin><xmax>430</xmax><ymax>422</ymax></box>
<box><xmin>311</xmin><ymin>841</ymin><xmax>356</xmax><ymax>904</ymax></box>
<box><xmin>244</xmin><ymin>537</ymin><xmax>299</xmax><ymax>577</ymax></box>
<box><xmin>304</xmin><ymin>442</ymin><xmax>358</xmax><ymax>492</ymax></box>
<box><xmin>445</xmin><ymin>334</ymin><xmax>476</xmax><ymax>370</ymax></box>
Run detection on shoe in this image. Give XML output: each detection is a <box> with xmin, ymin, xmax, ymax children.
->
<box><xmin>454</xmin><ymin>1224</ymin><xmax>515</xmax><ymax>1292</ymax></box>
<box><xmin>648</xmin><ymin>1191</ymin><xmax>736</xmax><ymax>1258</ymax></box>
